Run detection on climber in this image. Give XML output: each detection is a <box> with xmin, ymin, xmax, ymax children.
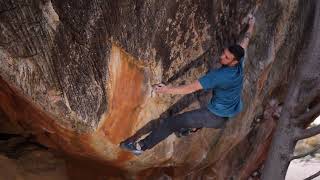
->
<box><xmin>120</xmin><ymin>15</ymin><xmax>256</xmax><ymax>155</ymax></box>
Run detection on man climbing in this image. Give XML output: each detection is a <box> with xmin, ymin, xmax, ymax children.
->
<box><xmin>120</xmin><ymin>15</ymin><xmax>256</xmax><ymax>155</ymax></box>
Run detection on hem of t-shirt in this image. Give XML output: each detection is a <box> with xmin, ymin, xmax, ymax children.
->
<box><xmin>206</xmin><ymin>107</ymin><xmax>238</xmax><ymax>118</ymax></box>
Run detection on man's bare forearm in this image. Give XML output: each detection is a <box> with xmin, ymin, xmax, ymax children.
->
<box><xmin>154</xmin><ymin>81</ymin><xmax>202</xmax><ymax>95</ymax></box>
<box><xmin>164</xmin><ymin>85</ymin><xmax>196</xmax><ymax>95</ymax></box>
<box><xmin>240</xmin><ymin>26</ymin><xmax>254</xmax><ymax>49</ymax></box>
<box><xmin>239</xmin><ymin>15</ymin><xmax>255</xmax><ymax>49</ymax></box>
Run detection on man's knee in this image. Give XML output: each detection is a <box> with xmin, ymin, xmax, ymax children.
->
<box><xmin>159</xmin><ymin>117</ymin><xmax>181</xmax><ymax>131</ymax></box>
<box><xmin>214</xmin><ymin>118</ymin><xmax>228</xmax><ymax>128</ymax></box>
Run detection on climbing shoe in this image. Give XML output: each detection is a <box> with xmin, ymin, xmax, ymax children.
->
<box><xmin>119</xmin><ymin>141</ymin><xmax>143</xmax><ymax>156</ymax></box>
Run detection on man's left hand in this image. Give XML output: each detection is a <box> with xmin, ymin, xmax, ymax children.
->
<box><xmin>153</xmin><ymin>83</ymin><xmax>169</xmax><ymax>94</ymax></box>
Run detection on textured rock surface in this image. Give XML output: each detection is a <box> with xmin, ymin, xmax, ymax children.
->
<box><xmin>0</xmin><ymin>151</ymin><xmax>67</xmax><ymax>180</ymax></box>
<box><xmin>0</xmin><ymin>0</ymin><xmax>315</xmax><ymax>179</ymax></box>
<box><xmin>0</xmin><ymin>109</ymin><xmax>68</xmax><ymax>180</ymax></box>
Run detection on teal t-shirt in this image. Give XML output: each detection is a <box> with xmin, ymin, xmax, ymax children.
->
<box><xmin>199</xmin><ymin>58</ymin><xmax>244</xmax><ymax>118</ymax></box>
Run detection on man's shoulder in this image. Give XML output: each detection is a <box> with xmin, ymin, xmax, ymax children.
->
<box><xmin>209</xmin><ymin>67</ymin><xmax>225</xmax><ymax>74</ymax></box>
<box><xmin>205</xmin><ymin>69</ymin><xmax>225</xmax><ymax>79</ymax></box>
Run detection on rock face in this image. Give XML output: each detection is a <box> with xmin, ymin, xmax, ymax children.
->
<box><xmin>0</xmin><ymin>109</ymin><xmax>68</xmax><ymax>180</ymax></box>
<box><xmin>0</xmin><ymin>0</ymin><xmax>314</xmax><ymax>179</ymax></box>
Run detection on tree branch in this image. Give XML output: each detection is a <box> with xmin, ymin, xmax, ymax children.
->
<box><xmin>304</xmin><ymin>170</ymin><xmax>320</xmax><ymax>180</ymax></box>
<box><xmin>294</xmin><ymin>102</ymin><xmax>320</xmax><ymax>124</ymax></box>
<box><xmin>290</xmin><ymin>144</ymin><xmax>320</xmax><ymax>161</ymax></box>
<box><xmin>296</xmin><ymin>125</ymin><xmax>320</xmax><ymax>140</ymax></box>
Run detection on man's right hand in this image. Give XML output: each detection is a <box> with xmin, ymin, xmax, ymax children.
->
<box><xmin>248</xmin><ymin>14</ymin><xmax>256</xmax><ymax>28</ymax></box>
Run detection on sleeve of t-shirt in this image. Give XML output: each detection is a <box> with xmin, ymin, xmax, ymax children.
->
<box><xmin>240</xmin><ymin>48</ymin><xmax>246</xmax><ymax>67</ymax></box>
<box><xmin>198</xmin><ymin>70</ymin><xmax>220</xmax><ymax>91</ymax></box>
<box><xmin>240</xmin><ymin>57</ymin><xmax>245</xmax><ymax>68</ymax></box>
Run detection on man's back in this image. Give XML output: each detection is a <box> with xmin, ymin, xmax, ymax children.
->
<box><xmin>199</xmin><ymin>58</ymin><xmax>244</xmax><ymax>118</ymax></box>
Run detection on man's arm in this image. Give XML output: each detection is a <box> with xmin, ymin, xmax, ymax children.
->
<box><xmin>153</xmin><ymin>81</ymin><xmax>202</xmax><ymax>95</ymax></box>
<box><xmin>239</xmin><ymin>15</ymin><xmax>256</xmax><ymax>49</ymax></box>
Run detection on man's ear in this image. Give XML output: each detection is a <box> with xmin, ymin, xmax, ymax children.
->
<box><xmin>231</xmin><ymin>59</ymin><xmax>239</xmax><ymax>66</ymax></box>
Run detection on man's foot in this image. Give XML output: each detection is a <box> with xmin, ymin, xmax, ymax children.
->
<box><xmin>119</xmin><ymin>141</ymin><xmax>143</xmax><ymax>156</ymax></box>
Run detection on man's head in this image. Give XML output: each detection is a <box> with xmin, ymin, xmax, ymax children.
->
<box><xmin>219</xmin><ymin>44</ymin><xmax>244</xmax><ymax>66</ymax></box>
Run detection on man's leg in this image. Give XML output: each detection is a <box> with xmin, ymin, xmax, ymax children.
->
<box><xmin>139</xmin><ymin>108</ymin><xmax>227</xmax><ymax>151</ymax></box>
<box><xmin>122</xmin><ymin>118</ymin><xmax>163</xmax><ymax>143</ymax></box>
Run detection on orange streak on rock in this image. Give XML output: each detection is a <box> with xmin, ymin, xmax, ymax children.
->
<box><xmin>237</xmin><ymin>118</ymin><xmax>277</xmax><ymax>180</ymax></box>
<box><xmin>0</xmin><ymin>44</ymin><xmax>149</xmax><ymax>172</ymax></box>
<box><xmin>113</xmin><ymin>151</ymin><xmax>133</xmax><ymax>166</ymax></box>
<box><xmin>257</xmin><ymin>64</ymin><xmax>272</xmax><ymax>94</ymax></box>
<box><xmin>0</xmin><ymin>76</ymin><xmax>129</xmax><ymax>178</ymax></box>
<box><xmin>100</xmin><ymin>44</ymin><xmax>147</xmax><ymax>146</ymax></box>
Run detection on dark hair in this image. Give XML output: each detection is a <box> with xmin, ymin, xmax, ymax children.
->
<box><xmin>228</xmin><ymin>44</ymin><xmax>244</xmax><ymax>61</ymax></box>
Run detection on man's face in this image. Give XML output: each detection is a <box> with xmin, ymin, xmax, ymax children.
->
<box><xmin>219</xmin><ymin>48</ymin><xmax>237</xmax><ymax>66</ymax></box>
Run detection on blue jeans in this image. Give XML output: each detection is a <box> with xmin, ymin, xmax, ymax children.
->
<box><xmin>124</xmin><ymin>108</ymin><xmax>228</xmax><ymax>151</ymax></box>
